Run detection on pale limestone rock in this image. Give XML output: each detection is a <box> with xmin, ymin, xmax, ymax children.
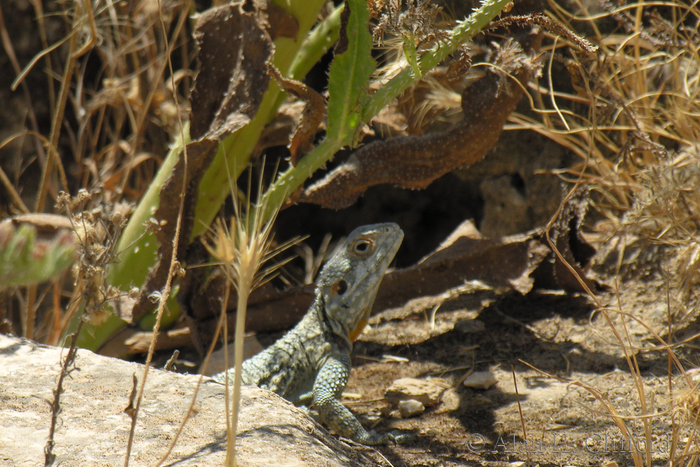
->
<box><xmin>385</xmin><ymin>377</ymin><xmax>446</xmax><ymax>407</ymax></box>
<box><xmin>462</xmin><ymin>370</ymin><xmax>498</xmax><ymax>390</ymax></box>
<box><xmin>397</xmin><ymin>399</ymin><xmax>425</xmax><ymax>418</ymax></box>
<box><xmin>0</xmin><ymin>335</ymin><xmax>378</xmax><ymax>466</ymax></box>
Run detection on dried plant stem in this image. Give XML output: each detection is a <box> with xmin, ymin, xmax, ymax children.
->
<box><xmin>118</xmin><ymin>1</ymin><xmax>190</xmax><ymax>194</ymax></box>
<box><xmin>222</xmin><ymin>283</ymin><xmax>233</xmax><ymax>443</ymax></box>
<box><xmin>200</xmin><ymin>161</ymin><xmax>294</xmax><ymax>465</ymax></box>
<box><xmin>44</xmin><ymin>320</ymin><xmax>84</xmax><ymax>466</ymax></box>
<box><xmin>123</xmin><ymin>198</ymin><xmax>185</xmax><ymax>466</ymax></box>
<box><xmin>227</xmin><ymin>269</ymin><xmax>254</xmax><ymax>467</ymax></box>
<box><xmin>511</xmin><ymin>365</ymin><xmax>530</xmax><ymax>467</ymax></box>
<box><xmin>0</xmin><ymin>5</ymin><xmax>47</xmax><ymax>167</ymax></box>
<box><xmin>0</xmin><ymin>162</ymin><xmax>28</xmax><ymax>214</ymax></box>
<box><xmin>123</xmin><ymin>0</ymin><xmax>189</xmax><ymax>459</ymax></box>
<box><xmin>28</xmin><ymin>0</ymin><xmax>56</xmax><ymax>115</ymax></box>
<box><xmin>26</xmin><ymin>0</ymin><xmax>96</xmax><ymax>341</ymax></box>
<box><xmin>35</xmin><ymin>0</ymin><xmax>95</xmax><ymax>213</ymax></box>
<box><xmin>123</xmin><ymin>144</ymin><xmax>188</xmax><ymax>467</ymax></box>
<box><xmin>25</xmin><ymin>284</ymin><xmax>38</xmax><ymax>341</ymax></box>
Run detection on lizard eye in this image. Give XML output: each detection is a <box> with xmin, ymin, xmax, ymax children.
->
<box><xmin>333</xmin><ymin>280</ymin><xmax>348</xmax><ymax>296</ymax></box>
<box><xmin>353</xmin><ymin>239</ymin><xmax>374</xmax><ymax>255</ymax></box>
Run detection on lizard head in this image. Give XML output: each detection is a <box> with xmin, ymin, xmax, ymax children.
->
<box><xmin>316</xmin><ymin>223</ymin><xmax>404</xmax><ymax>344</ymax></box>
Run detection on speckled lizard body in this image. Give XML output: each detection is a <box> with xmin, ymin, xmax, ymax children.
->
<box><xmin>213</xmin><ymin>223</ymin><xmax>410</xmax><ymax>445</ymax></box>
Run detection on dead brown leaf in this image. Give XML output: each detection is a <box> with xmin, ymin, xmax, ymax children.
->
<box><xmin>375</xmin><ymin>220</ymin><xmax>550</xmax><ymax>310</ymax></box>
<box><xmin>266</xmin><ymin>64</ymin><xmax>326</xmax><ymax>165</ymax></box>
<box><xmin>299</xmin><ymin>33</ymin><xmax>543</xmax><ymax>209</ymax></box>
<box><xmin>129</xmin><ymin>2</ymin><xmax>278</xmax><ymax>323</ymax></box>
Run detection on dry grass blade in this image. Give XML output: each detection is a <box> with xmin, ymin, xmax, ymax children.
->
<box><xmin>122</xmin><ymin>123</ymin><xmax>186</xmax><ymax>467</ymax></box>
<box><xmin>122</xmin><ymin>0</ymin><xmax>194</xmax><ymax>464</ymax></box>
<box><xmin>528</xmin><ymin>2</ymin><xmax>700</xmax><ymax>454</ymax></box>
<box><xmin>200</xmin><ymin>166</ymin><xmax>298</xmax><ymax>466</ymax></box>
<box><xmin>510</xmin><ymin>365</ymin><xmax>530</xmax><ymax>466</ymax></box>
<box><xmin>36</xmin><ymin>0</ymin><xmax>96</xmax><ymax>213</ymax></box>
<box><xmin>155</xmin><ymin>283</ymin><xmax>231</xmax><ymax>467</ymax></box>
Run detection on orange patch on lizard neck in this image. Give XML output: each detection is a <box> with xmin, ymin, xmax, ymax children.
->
<box><xmin>349</xmin><ymin>318</ymin><xmax>369</xmax><ymax>342</ymax></box>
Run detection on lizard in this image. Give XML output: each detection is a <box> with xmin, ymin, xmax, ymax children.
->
<box><xmin>213</xmin><ymin>222</ymin><xmax>411</xmax><ymax>445</ymax></box>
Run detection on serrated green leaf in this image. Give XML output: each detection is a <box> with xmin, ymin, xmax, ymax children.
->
<box><xmin>325</xmin><ymin>0</ymin><xmax>376</xmax><ymax>145</ymax></box>
<box><xmin>361</xmin><ymin>0</ymin><xmax>512</xmax><ymax>122</ymax></box>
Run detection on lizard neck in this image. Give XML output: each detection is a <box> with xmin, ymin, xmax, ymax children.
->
<box><xmin>313</xmin><ymin>293</ymin><xmax>353</xmax><ymax>353</ymax></box>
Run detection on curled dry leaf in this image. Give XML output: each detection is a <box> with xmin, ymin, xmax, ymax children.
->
<box><xmin>266</xmin><ymin>64</ymin><xmax>326</xmax><ymax>165</ymax></box>
<box><xmin>533</xmin><ymin>186</ymin><xmax>597</xmax><ymax>293</ymax></box>
<box><xmin>299</xmin><ymin>33</ymin><xmax>542</xmax><ymax>209</ymax></box>
<box><xmin>254</xmin><ymin>101</ymin><xmax>325</xmax><ymax>157</ymax></box>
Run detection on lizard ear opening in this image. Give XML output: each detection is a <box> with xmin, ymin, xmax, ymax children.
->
<box><xmin>332</xmin><ymin>279</ymin><xmax>348</xmax><ymax>296</ymax></box>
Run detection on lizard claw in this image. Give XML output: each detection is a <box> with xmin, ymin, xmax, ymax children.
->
<box><xmin>360</xmin><ymin>429</ymin><xmax>415</xmax><ymax>445</ymax></box>
<box><xmin>385</xmin><ymin>430</ymin><xmax>415</xmax><ymax>445</ymax></box>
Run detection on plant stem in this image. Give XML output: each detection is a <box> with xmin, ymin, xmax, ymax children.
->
<box><xmin>362</xmin><ymin>0</ymin><xmax>512</xmax><ymax>121</ymax></box>
<box><xmin>288</xmin><ymin>4</ymin><xmax>344</xmax><ymax>81</ymax></box>
<box><xmin>227</xmin><ymin>278</ymin><xmax>251</xmax><ymax>467</ymax></box>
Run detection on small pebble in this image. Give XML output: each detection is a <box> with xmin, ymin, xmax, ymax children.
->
<box><xmin>398</xmin><ymin>399</ymin><xmax>425</xmax><ymax>418</ymax></box>
<box><xmin>462</xmin><ymin>370</ymin><xmax>498</xmax><ymax>390</ymax></box>
<box><xmin>385</xmin><ymin>377</ymin><xmax>446</xmax><ymax>406</ymax></box>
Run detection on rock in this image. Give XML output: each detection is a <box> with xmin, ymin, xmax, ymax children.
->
<box><xmin>687</xmin><ymin>368</ymin><xmax>700</xmax><ymax>384</ymax></box>
<box><xmin>433</xmin><ymin>388</ymin><xmax>461</xmax><ymax>414</ymax></box>
<box><xmin>397</xmin><ymin>399</ymin><xmax>425</xmax><ymax>418</ymax></box>
<box><xmin>462</xmin><ymin>370</ymin><xmax>498</xmax><ymax>390</ymax></box>
<box><xmin>0</xmin><ymin>335</ymin><xmax>377</xmax><ymax>466</ymax></box>
<box><xmin>200</xmin><ymin>333</ymin><xmax>265</xmax><ymax>376</ymax></box>
<box><xmin>385</xmin><ymin>377</ymin><xmax>446</xmax><ymax>407</ymax></box>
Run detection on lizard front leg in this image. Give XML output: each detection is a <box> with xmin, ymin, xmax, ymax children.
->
<box><xmin>313</xmin><ymin>353</ymin><xmax>410</xmax><ymax>445</ymax></box>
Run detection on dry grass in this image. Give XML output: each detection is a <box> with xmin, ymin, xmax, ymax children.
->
<box><xmin>202</xmin><ymin>170</ymin><xmax>297</xmax><ymax>466</ymax></box>
<box><xmin>501</xmin><ymin>0</ymin><xmax>700</xmax><ymax>317</ymax></box>
<box><xmin>2</xmin><ymin>2</ymin><xmax>195</xmax><ymax>465</ymax></box>
<box><xmin>508</xmin><ymin>2</ymin><xmax>700</xmax><ymax>464</ymax></box>
<box><xmin>1</xmin><ymin>0</ymin><xmax>194</xmax><ymax>343</ymax></box>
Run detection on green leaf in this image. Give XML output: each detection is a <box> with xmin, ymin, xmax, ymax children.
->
<box><xmin>288</xmin><ymin>4</ymin><xmax>344</xmax><ymax>81</ymax></box>
<box><xmin>0</xmin><ymin>223</ymin><xmax>76</xmax><ymax>289</ymax></box>
<box><xmin>324</xmin><ymin>0</ymin><xmax>376</xmax><ymax>145</ymax></box>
